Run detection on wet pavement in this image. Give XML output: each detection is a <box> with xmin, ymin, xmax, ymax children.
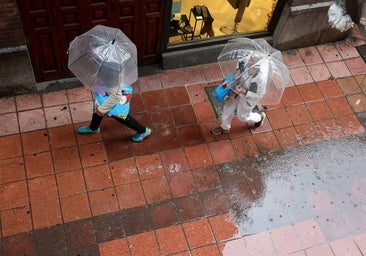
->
<box><xmin>1</xmin><ymin>26</ymin><xmax>366</xmax><ymax>255</ymax></box>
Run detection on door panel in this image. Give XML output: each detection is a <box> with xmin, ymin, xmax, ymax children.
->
<box><xmin>17</xmin><ymin>0</ymin><xmax>165</xmax><ymax>82</ymax></box>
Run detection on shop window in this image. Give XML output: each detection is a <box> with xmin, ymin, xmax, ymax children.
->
<box><xmin>168</xmin><ymin>0</ymin><xmax>279</xmax><ymax>44</ymax></box>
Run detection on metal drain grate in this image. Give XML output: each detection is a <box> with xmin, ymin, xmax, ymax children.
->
<box><xmin>205</xmin><ymin>85</ymin><xmax>224</xmax><ymax>118</ymax></box>
<box><xmin>356</xmin><ymin>44</ymin><xmax>366</xmax><ymax>63</ymax></box>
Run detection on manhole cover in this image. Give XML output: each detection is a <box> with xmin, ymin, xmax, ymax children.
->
<box><xmin>356</xmin><ymin>44</ymin><xmax>366</xmax><ymax>63</ymax></box>
<box><xmin>205</xmin><ymin>85</ymin><xmax>224</xmax><ymax>118</ymax></box>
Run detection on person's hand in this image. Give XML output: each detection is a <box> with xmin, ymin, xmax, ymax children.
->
<box><xmin>235</xmin><ymin>86</ymin><xmax>246</xmax><ymax>95</ymax></box>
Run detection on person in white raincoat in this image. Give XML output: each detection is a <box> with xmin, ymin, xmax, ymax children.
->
<box><xmin>211</xmin><ymin>63</ymin><xmax>266</xmax><ymax>135</ymax></box>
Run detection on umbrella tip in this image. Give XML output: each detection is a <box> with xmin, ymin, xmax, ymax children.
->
<box><xmin>112</xmin><ymin>39</ymin><xmax>115</xmax><ymax>44</ymax></box>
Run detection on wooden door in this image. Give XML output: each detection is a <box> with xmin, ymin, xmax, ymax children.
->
<box><xmin>16</xmin><ymin>0</ymin><xmax>165</xmax><ymax>82</ymax></box>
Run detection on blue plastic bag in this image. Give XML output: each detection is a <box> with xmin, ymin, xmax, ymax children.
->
<box><xmin>212</xmin><ymin>73</ymin><xmax>235</xmax><ymax>104</ymax></box>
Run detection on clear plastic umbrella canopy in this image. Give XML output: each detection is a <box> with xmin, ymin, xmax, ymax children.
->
<box><xmin>68</xmin><ymin>25</ymin><xmax>138</xmax><ymax>91</ymax></box>
<box><xmin>217</xmin><ymin>37</ymin><xmax>290</xmax><ymax>105</ymax></box>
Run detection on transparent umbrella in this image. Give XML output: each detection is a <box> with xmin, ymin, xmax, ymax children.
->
<box><xmin>217</xmin><ymin>37</ymin><xmax>290</xmax><ymax>105</ymax></box>
<box><xmin>67</xmin><ymin>25</ymin><xmax>138</xmax><ymax>91</ymax></box>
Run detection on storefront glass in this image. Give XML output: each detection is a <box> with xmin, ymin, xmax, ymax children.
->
<box><xmin>168</xmin><ymin>0</ymin><xmax>279</xmax><ymax>44</ymax></box>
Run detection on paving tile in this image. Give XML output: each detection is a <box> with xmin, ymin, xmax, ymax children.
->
<box><xmin>316</xmin><ymin>43</ymin><xmax>342</xmax><ymax>62</ymax></box>
<box><xmin>128</xmin><ymin>231</ymin><xmax>160</xmax><ymax>255</ymax></box>
<box><xmin>326</xmin><ymin>97</ymin><xmax>354</xmax><ymax>117</ymax></box>
<box><xmin>165</xmin><ymin>86</ymin><xmax>191</xmax><ymax>106</ymax></box>
<box><xmin>0</xmin><ymin>112</ymin><xmax>19</xmax><ymax>136</ymax></box>
<box><xmin>28</xmin><ymin>175</ymin><xmax>58</xmax><ymax>204</ymax></box>
<box><xmin>175</xmin><ymin>194</ymin><xmax>205</xmax><ymax>222</ymax></box>
<box><xmin>21</xmin><ymin>129</ymin><xmax>50</xmax><ymax>155</ymax></box>
<box><xmin>1</xmin><ymin>205</ymin><xmax>32</xmax><ymax>237</ymax></box>
<box><xmin>103</xmin><ymin>134</ymin><xmax>134</xmax><ymax>161</ymax></box>
<box><xmin>15</xmin><ymin>93</ymin><xmax>42</xmax><ymax>111</ymax></box>
<box><xmin>185</xmin><ymin>144</ymin><xmax>213</xmax><ymax>169</ymax></box>
<box><xmin>290</xmin><ymin>66</ymin><xmax>314</xmax><ymax>85</ymax></box>
<box><xmin>306</xmin><ymin>100</ymin><xmax>333</xmax><ymax>121</ymax></box>
<box><xmin>345</xmin><ymin>57</ymin><xmax>366</xmax><ymax>76</ymax></box>
<box><xmin>347</xmin><ymin>94</ymin><xmax>366</xmax><ymax>113</ymax></box>
<box><xmin>138</xmin><ymin>74</ymin><xmax>162</xmax><ymax>92</ymax></box>
<box><xmin>168</xmin><ymin>171</ymin><xmax>198</xmax><ymax>197</ymax></box>
<box><xmin>130</xmin><ymin>93</ymin><xmax>145</xmax><ymax>113</ymax></box>
<box><xmin>69</xmin><ymin>101</ymin><xmax>94</xmax><ymax>124</ymax></box>
<box><xmin>52</xmin><ymin>146</ymin><xmax>81</xmax><ymax>173</ymax></box>
<box><xmin>142</xmin><ymin>89</ymin><xmax>169</xmax><ymax>109</ymax></box>
<box><xmin>78</xmin><ymin>141</ymin><xmax>108</xmax><ymax>168</ymax></box>
<box><xmin>48</xmin><ymin>125</ymin><xmax>77</xmax><ymax>149</ymax></box>
<box><xmin>191</xmin><ymin>244</ymin><xmax>221</xmax><ymax>256</ymax></box>
<box><xmin>289</xmin><ymin>251</ymin><xmax>306</xmax><ymax>256</ymax></box>
<box><xmin>178</xmin><ymin>124</ymin><xmax>205</xmax><ymax>146</ymax></box>
<box><xmin>266</xmin><ymin>108</ymin><xmax>293</xmax><ymax>129</ymax></box>
<box><xmin>115</xmin><ymin>182</ymin><xmax>146</xmax><ymax>209</ymax></box>
<box><xmin>306</xmin><ymin>189</ymin><xmax>335</xmax><ymax>215</ymax></box>
<box><xmin>274</xmin><ymin>126</ymin><xmax>303</xmax><ymax>149</ymax></box>
<box><xmin>155</xmin><ymin>225</ymin><xmax>189</xmax><ymax>255</ymax></box>
<box><xmin>109</xmin><ymin>158</ymin><xmax>140</xmax><ymax>185</ymax></box>
<box><xmin>67</xmin><ymin>87</ymin><xmax>92</xmax><ymax>103</ymax></box>
<box><xmin>326</xmin><ymin>61</ymin><xmax>352</xmax><ymax>78</ymax></box>
<box><xmin>305</xmin><ymin>244</ymin><xmax>335</xmax><ymax>256</ymax></box>
<box><xmin>44</xmin><ymin>105</ymin><xmax>72</xmax><ymax>128</ymax></box>
<box><xmin>0</xmin><ymin>157</ymin><xmax>25</xmax><ymax>184</ymax></box>
<box><xmin>282</xmin><ymin>86</ymin><xmax>304</xmax><ymax>106</ymax></box>
<box><xmin>0</xmin><ymin>180</ymin><xmax>29</xmax><ymax>210</ymax></box>
<box><xmin>218</xmin><ymin>238</ymin><xmax>249</xmax><ymax>256</ymax></box>
<box><xmin>64</xmin><ymin>219</ymin><xmax>96</xmax><ymax>252</ymax></box>
<box><xmin>194</xmin><ymin>101</ymin><xmax>217</xmax><ymax>122</ymax></box>
<box><xmin>154</xmin><ymin>128</ymin><xmax>181</xmax><ymax>151</ymax></box>
<box><xmin>269</xmin><ymin>225</ymin><xmax>302</xmax><ymax>255</ymax></box>
<box><xmin>183</xmin><ymin>218</ymin><xmax>215</xmax><ymax>249</ymax></box>
<box><xmin>202</xmin><ymin>62</ymin><xmax>224</xmax><ymax>82</ymax></box>
<box><xmin>150</xmin><ymin>200</ymin><xmax>179</xmax><ymax>229</ymax></box>
<box><xmin>337</xmin><ymin>76</ymin><xmax>362</xmax><ymax>95</ymax></box>
<box><xmin>135</xmin><ymin>153</ymin><xmax>164</xmax><ymax>180</ymax></box>
<box><xmin>93</xmin><ymin>211</ymin><xmax>125</xmax><ymax>243</ymax></box>
<box><xmin>208</xmin><ymin>140</ymin><xmax>237</xmax><ymax>164</ymax></box>
<box><xmin>317</xmin><ymin>80</ymin><xmax>344</xmax><ymax>98</ymax></box>
<box><xmin>200</xmin><ymin>188</ymin><xmax>230</xmax><ymax>216</ymax></box>
<box><xmin>336</xmin><ymin>41</ymin><xmax>361</xmax><ymax>59</ymax></box>
<box><xmin>282</xmin><ymin>50</ymin><xmax>305</xmax><ymax>68</ymax></box>
<box><xmin>56</xmin><ymin>169</ymin><xmax>87</xmax><ymax>197</ymax></box>
<box><xmin>337</xmin><ymin>114</ymin><xmax>365</xmax><ymax>136</ymax></box>
<box><xmin>209</xmin><ymin>213</ymin><xmax>240</xmax><ymax>242</ymax></box>
<box><xmin>172</xmin><ymin>105</ymin><xmax>198</xmax><ymax>126</ymax></box>
<box><xmin>3</xmin><ymin>233</ymin><xmax>35</xmax><ymax>256</ymax></box>
<box><xmin>329</xmin><ymin>237</ymin><xmax>362</xmax><ymax>256</ymax></box>
<box><xmin>84</xmin><ymin>164</ymin><xmax>113</xmax><ymax>191</ymax></box>
<box><xmin>293</xmin><ymin>219</ymin><xmax>326</xmax><ymax>248</ymax></box>
<box><xmin>88</xmin><ymin>187</ymin><xmax>119</xmax><ymax>216</ymax></box>
<box><xmin>298</xmin><ymin>46</ymin><xmax>324</xmax><ymax>65</ymax></box>
<box><xmin>141</xmin><ymin>177</ymin><xmax>171</xmax><ymax>204</ymax></box>
<box><xmin>297</xmin><ymin>83</ymin><xmax>324</xmax><ymax>102</ymax></box>
<box><xmin>60</xmin><ymin>193</ymin><xmax>92</xmax><ymax>222</ymax></box>
<box><xmin>0</xmin><ymin>96</ymin><xmax>16</xmax><ymax>114</ymax></box>
<box><xmin>149</xmin><ymin>108</ymin><xmax>174</xmax><ymax>131</ymax></box>
<box><xmin>160</xmin><ymin>148</ymin><xmax>190</xmax><ymax>175</ymax></box>
<box><xmin>307</xmin><ymin>63</ymin><xmax>332</xmax><ymax>82</ymax></box>
<box><xmin>122</xmin><ymin>206</ymin><xmax>153</xmax><ymax>236</ymax></box>
<box><xmin>286</xmin><ymin>104</ymin><xmax>313</xmax><ymax>125</ymax></box>
<box><xmin>32</xmin><ymin>224</ymin><xmax>68</xmax><ymax>256</ymax></box>
<box><xmin>316</xmin><ymin>118</ymin><xmax>344</xmax><ymax>140</ymax></box>
<box><xmin>244</xmin><ymin>231</ymin><xmax>277</xmax><ymax>256</ymax></box>
<box><xmin>252</xmin><ymin>131</ymin><xmax>281</xmax><ymax>154</ymax></box>
<box><xmin>24</xmin><ymin>151</ymin><xmax>54</xmax><ymax>178</ymax></box>
<box><xmin>192</xmin><ymin>165</ymin><xmax>221</xmax><ymax>192</ymax></box>
<box><xmin>353</xmin><ymin>233</ymin><xmax>366</xmax><ymax>255</ymax></box>
<box><xmin>231</xmin><ymin>135</ymin><xmax>260</xmax><ymax>158</ymax></box>
<box><xmin>98</xmin><ymin>238</ymin><xmax>130</xmax><ymax>256</ymax></box>
<box><xmin>187</xmin><ymin>83</ymin><xmax>208</xmax><ymax>104</ymax></box>
<box><xmin>18</xmin><ymin>108</ymin><xmax>46</xmax><ymax>132</ymax></box>
<box><xmin>42</xmin><ymin>89</ymin><xmax>68</xmax><ymax>107</ymax></box>
<box><xmin>295</xmin><ymin>123</ymin><xmax>323</xmax><ymax>145</ymax></box>
<box><xmin>31</xmin><ymin>199</ymin><xmax>62</xmax><ymax>229</ymax></box>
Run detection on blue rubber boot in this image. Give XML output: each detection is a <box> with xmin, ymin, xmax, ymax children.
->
<box><xmin>77</xmin><ymin>126</ymin><xmax>100</xmax><ymax>134</ymax></box>
<box><xmin>131</xmin><ymin>128</ymin><xmax>151</xmax><ymax>142</ymax></box>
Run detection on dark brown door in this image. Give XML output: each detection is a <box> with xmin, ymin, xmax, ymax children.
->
<box><xmin>16</xmin><ymin>0</ymin><xmax>165</xmax><ymax>82</ymax></box>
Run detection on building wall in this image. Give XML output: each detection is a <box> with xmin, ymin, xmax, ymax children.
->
<box><xmin>0</xmin><ymin>0</ymin><xmax>25</xmax><ymax>48</ymax></box>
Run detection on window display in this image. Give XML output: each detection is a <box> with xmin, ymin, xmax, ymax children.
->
<box><xmin>169</xmin><ymin>0</ymin><xmax>278</xmax><ymax>44</ymax></box>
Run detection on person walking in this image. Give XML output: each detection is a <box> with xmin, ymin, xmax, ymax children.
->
<box><xmin>211</xmin><ymin>62</ymin><xmax>266</xmax><ymax>135</ymax></box>
<box><xmin>77</xmin><ymin>83</ymin><xmax>151</xmax><ymax>142</ymax></box>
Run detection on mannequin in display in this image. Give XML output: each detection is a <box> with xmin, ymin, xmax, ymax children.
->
<box><xmin>221</xmin><ymin>0</ymin><xmax>251</xmax><ymax>34</ymax></box>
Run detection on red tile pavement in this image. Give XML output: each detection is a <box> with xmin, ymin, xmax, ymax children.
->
<box><xmin>1</xmin><ymin>27</ymin><xmax>366</xmax><ymax>255</ymax></box>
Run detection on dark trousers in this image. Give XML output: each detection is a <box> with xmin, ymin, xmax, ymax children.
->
<box><xmin>89</xmin><ymin>113</ymin><xmax>146</xmax><ymax>133</ymax></box>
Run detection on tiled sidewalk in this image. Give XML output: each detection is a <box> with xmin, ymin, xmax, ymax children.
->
<box><xmin>1</xmin><ymin>27</ymin><xmax>366</xmax><ymax>255</ymax></box>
